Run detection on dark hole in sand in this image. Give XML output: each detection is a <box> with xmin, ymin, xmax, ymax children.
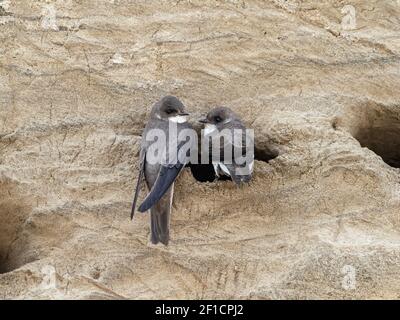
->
<box><xmin>352</xmin><ymin>109</ymin><xmax>400</xmax><ymax>168</ymax></box>
<box><xmin>0</xmin><ymin>202</ymin><xmax>23</xmax><ymax>274</ymax></box>
<box><xmin>189</xmin><ymin>145</ymin><xmax>279</xmax><ymax>182</ymax></box>
<box><xmin>0</xmin><ymin>182</ymin><xmax>30</xmax><ymax>274</ymax></box>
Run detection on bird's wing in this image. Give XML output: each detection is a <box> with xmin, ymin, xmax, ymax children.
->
<box><xmin>138</xmin><ymin>163</ymin><xmax>184</xmax><ymax>212</ymax></box>
<box><xmin>138</xmin><ymin>123</ymin><xmax>193</xmax><ymax>212</ymax></box>
<box><xmin>220</xmin><ymin>126</ymin><xmax>254</xmax><ymax>185</ymax></box>
<box><xmin>225</xmin><ymin>145</ymin><xmax>253</xmax><ymax>185</ymax></box>
<box><xmin>130</xmin><ymin>149</ymin><xmax>146</xmax><ymax>219</ymax></box>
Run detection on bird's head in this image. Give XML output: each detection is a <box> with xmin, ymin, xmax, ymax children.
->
<box><xmin>152</xmin><ymin>96</ymin><xmax>189</xmax><ymax>123</ymax></box>
<box><xmin>199</xmin><ymin>107</ymin><xmax>237</xmax><ymax>127</ymax></box>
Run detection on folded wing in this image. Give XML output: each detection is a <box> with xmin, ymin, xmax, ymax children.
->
<box><xmin>138</xmin><ymin>163</ymin><xmax>184</xmax><ymax>212</ymax></box>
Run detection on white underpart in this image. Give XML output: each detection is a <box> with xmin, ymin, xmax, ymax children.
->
<box><xmin>213</xmin><ymin>164</ymin><xmax>219</xmax><ymax>176</ymax></box>
<box><xmin>213</xmin><ymin>163</ymin><xmax>231</xmax><ymax>177</ymax></box>
<box><xmin>214</xmin><ymin>160</ymin><xmax>253</xmax><ymax>177</ymax></box>
<box><xmin>204</xmin><ymin>124</ymin><xmax>217</xmax><ymax>136</ymax></box>
<box><xmin>249</xmin><ymin>159</ymin><xmax>254</xmax><ymax>173</ymax></box>
<box><xmin>169</xmin><ymin>115</ymin><xmax>188</xmax><ymax>123</ymax></box>
<box><xmin>219</xmin><ymin>163</ymin><xmax>230</xmax><ymax>175</ymax></box>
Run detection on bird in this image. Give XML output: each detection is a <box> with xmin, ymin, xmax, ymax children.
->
<box><xmin>199</xmin><ymin>107</ymin><xmax>254</xmax><ymax>185</ymax></box>
<box><xmin>131</xmin><ymin>96</ymin><xmax>194</xmax><ymax>245</ymax></box>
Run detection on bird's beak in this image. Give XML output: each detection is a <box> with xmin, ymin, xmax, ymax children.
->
<box><xmin>198</xmin><ymin>117</ymin><xmax>208</xmax><ymax>124</ymax></box>
<box><xmin>179</xmin><ymin>112</ymin><xmax>189</xmax><ymax>116</ymax></box>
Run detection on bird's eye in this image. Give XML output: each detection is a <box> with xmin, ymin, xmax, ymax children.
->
<box><xmin>215</xmin><ymin>116</ymin><xmax>222</xmax><ymax>123</ymax></box>
<box><xmin>166</xmin><ymin>109</ymin><xmax>174</xmax><ymax>114</ymax></box>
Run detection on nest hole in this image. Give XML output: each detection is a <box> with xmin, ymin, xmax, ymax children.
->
<box><xmin>352</xmin><ymin>107</ymin><xmax>400</xmax><ymax>168</ymax></box>
<box><xmin>189</xmin><ymin>145</ymin><xmax>279</xmax><ymax>182</ymax></box>
<box><xmin>0</xmin><ymin>182</ymin><xmax>30</xmax><ymax>274</ymax></box>
<box><xmin>254</xmin><ymin>146</ymin><xmax>279</xmax><ymax>163</ymax></box>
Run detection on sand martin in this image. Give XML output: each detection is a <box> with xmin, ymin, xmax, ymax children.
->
<box><xmin>131</xmin><ymin>96</ymin><xmax>194</xmax><ymax>245</ymax></box>
<box><xmin>199</xmin><ymin>107</ymin><xmax>254</xmax><ymax>185</ymax></box>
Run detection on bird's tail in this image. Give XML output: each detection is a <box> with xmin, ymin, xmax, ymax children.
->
<box><xmin>150</xmin><ymin>204</ymin><xmax>170</xmax><ymax>245</ymax></box>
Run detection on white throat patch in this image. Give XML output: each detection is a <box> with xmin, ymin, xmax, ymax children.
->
<box><xmin>203</xmin><ymin>124</ymin><xmax>217</xmax><ymax>136</ymax></box>
<box><xmin>169</xmin><ymin>115</ymin><xmax>188</xmax><ymax>123</ymax></box>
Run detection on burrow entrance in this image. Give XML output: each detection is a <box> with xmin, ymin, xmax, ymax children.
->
<box><xmin>341</xmin><ymin>103</ymin><xmax>400</xmax><ymax>168</ymax></box>
<box><xmin>0</xmin><ymin>180</ymin><xmax>30</xmax><ymax>274</ymax></box>
<box><xmin>189</xmin><ymin>144</ymin><xmax>279</xmax><ymax>182</ymax></box>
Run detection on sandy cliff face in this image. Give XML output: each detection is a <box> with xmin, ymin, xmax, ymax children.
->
<box><xmin>0</xmin><ymin>0</ymin><xmax>400</xmax><ymax>299</ymax></box>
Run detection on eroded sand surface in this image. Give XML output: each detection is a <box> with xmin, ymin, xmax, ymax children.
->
<box><xmin>0</xmin><ymin>0</ymin><xmax>400</xmax><ymax>299</ymax></box>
